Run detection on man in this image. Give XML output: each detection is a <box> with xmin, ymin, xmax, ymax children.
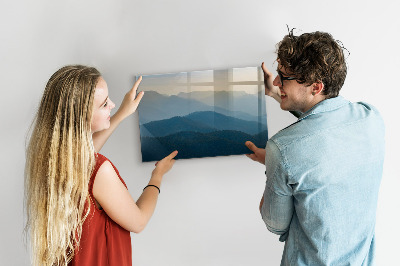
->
<box><xmin>246</xmin><ymin>31</ymin><xmax>385</xmax><ymax>265</ymax></box>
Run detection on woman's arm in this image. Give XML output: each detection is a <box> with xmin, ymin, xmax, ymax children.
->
<box><xmin>93</xmin><ymin>150</ymin><xmax>178</xmax><ymax>233</ymax></box>
<box><xmin>92</xmin><ymin>77</ymin><xmax>144</xmax><ymax>152</ymax></box>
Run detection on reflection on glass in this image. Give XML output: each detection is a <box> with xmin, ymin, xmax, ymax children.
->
<box><xmin>189</xmin><ymin>70</ymin><xmax>213</xmax><ymax>83</ymax></box>
<box><xmin>232</xmin><ymin>67</ymin><xmax>258</xmax><ymax>82</ymax></box>
<box><xmin>136</xmin><ymin>66</ymin><xmax>268</xmax><ymax>162</ymax></box>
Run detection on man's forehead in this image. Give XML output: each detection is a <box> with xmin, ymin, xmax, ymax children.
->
<box><xmin>276</xmin><ymin>64</ymin><xmax>286</xmax><ymax>73</ymax></box>
<box><xmin>277</xmin><ymin>63</ymin><xmax>295</xmax><ymax>76</ymax></box>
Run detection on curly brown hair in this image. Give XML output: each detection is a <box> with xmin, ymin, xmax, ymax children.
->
<box><xmin>277</xmin><ymin>30</ymin><xmax>348</xmax><ymax>98</ymax></box>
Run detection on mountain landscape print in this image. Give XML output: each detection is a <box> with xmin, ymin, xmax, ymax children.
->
<box><xmin>137</xmin><ymin>67</ymin><xmax>268</xmax><ymax>162</ymax></box>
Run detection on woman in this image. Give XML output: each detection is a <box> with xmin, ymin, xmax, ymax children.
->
<box><xmin>25</xmin><ymin>65</ymin><xmax>177</xmax><ymax>265</ymax></box>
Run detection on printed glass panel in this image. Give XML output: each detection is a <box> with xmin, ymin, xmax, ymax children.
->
<box><xmin>137</xmin><ymin>66</ymin><xmax>268</xmax><ymax>162</ymax></box>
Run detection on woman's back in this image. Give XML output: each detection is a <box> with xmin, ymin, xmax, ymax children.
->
<box><xmin>25</xmin><ymin>65</ymin><xmax>177</xmax><ymax>265</ymax></box>
<box><xmin>69</xmin><ymin>153</ymin><xmax>131</xmax><ymax>266</ymax></box>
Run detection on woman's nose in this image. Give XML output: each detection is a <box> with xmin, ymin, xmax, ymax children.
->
<box><xmin>109</xmin><ymin>100</ymin><xmax>115</xmax><ymax>109</ymax></box>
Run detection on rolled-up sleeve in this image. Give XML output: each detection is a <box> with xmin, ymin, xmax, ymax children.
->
<box><xmin>260</xmin><ymin>139</ymin><xmax>294</xmax><ymax>241</ymax></box>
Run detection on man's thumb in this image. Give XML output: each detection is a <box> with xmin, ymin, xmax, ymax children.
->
<box><xmin>245</xmin><ymin>141</ymin><xmax>258</xmax><ymax>152</ymax></box>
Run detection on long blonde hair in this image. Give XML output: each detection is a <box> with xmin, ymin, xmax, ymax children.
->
<box><xmin>25</xmin><ymin>65</ymin><xmax>101</xmax><ymax>265</ymax></box>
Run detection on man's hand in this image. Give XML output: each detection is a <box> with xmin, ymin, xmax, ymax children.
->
<box><xmin>262</xmin><ymin>62</ymin><xmax>281</xmax><ymax>103</ymax></box>
<box><xmin>245</xmin><ymin>141</ymin><xmax>266</xmax><ymax>165</ymax></box>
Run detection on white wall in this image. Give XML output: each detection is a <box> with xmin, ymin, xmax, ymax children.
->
<box><xmin>1</xmin><ymin>0</ymin><xmax>399</xmax><ymax>265</ymax></box>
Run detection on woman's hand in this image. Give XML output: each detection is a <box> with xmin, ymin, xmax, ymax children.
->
<box><xmin>115</xmin><ymin>76</ymin><xmax>144</xmax><ymax>120</ymax></box>
<box><xmin>92</xmin><ymin>77</ymin><xmax>145</xmax><ymax>152</ymax></box>
<box><xmin>152</xmin><ymin>150</ymin><xmax>178</xmax><ymax>179</ymax></box>
<box><xmin>262</xmin><ymin>62</ymin><xmax>281</xmax><ymax>103</ymax></box>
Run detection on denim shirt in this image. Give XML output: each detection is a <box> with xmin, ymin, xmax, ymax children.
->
<box><xmin>260</xmin><ymin>96</ymin><xmax>385</xmax><ymax>266</ymax></box>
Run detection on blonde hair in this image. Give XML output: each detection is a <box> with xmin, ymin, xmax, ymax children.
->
<box><xmin>25</xmin><ymin>65</ymin><xmax>101</xmax><ymax>265</ymax></box>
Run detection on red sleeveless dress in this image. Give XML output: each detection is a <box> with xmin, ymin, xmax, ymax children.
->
<box><xmin>69</xmin><ymin>153</ymin><xmax>132</xmax><ymax>266</ymax></box>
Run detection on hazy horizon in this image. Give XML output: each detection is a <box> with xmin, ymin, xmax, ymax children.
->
<box><xmin>136</xmin><ymin>66</ymin><xmax>264</xmax><ymax>96</ymax></box>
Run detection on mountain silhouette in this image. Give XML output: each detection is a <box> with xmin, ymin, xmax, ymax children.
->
<box><xmin>139</xmin><ymin>111</ymin><xmax>267</xmax><ymax>137</ymax></box>
<box><xmin>185</xmin><ymin>111</ymin><xmax>266</xmax><ymax>135</ymax></box>
<box><xmin>138</xmin><ymin>91</ymin><xmax>213</xmax><ymax>124</ymax></box>
<box><xmin>139</xmin><ymin>115</ymin><xmax>215</xmax><ymax>137</ymax></box>
<box><xmin>177</xmin><ymin>90</ymin><xmax>266</xmax><ymax>116</ymax></box>
<box><xmin>138</xmin><ymin>90</ymin><xmax>266</xmax><ymax>124</ymax></box>
<box><xmin>140</xmin><ymin>129</ymin><xmax>268</xmax><ymax>162</ymax></box>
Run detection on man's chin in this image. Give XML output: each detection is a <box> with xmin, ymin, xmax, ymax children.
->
<box><xmin>279</xmin><ymin>103</ymin><xmax>290</xmax><ymax>111</ymax></box>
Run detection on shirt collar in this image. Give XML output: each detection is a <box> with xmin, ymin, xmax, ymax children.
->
<box><xmin>298</xmin><ymin>95</ymin><xmax>350</xmax><ymax>121</ymax></box>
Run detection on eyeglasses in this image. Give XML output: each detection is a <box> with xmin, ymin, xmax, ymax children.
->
<box><xmin>277</xmin><ymin>70</ymin><xmax>297</xmax><ymax>86</ymax></box>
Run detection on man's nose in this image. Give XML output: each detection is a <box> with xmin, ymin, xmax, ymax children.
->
<box><xmin>273</xmin><ymin>75</ymin><xmax>281</xmax><ymax>87</ymax></box>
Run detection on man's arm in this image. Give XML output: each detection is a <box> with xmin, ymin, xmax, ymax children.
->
<box><xmin>259</xmin><ymin>195</ymin><xmax>264</xmax><ymax>211</ymax></box>
<box><xmin>260</xmin><ymin>140</ymin><xmax>294</xmax><ymax>240</ymax></box>
<box><xmin>93</xmin><ymin>77</ymin><xmax>144</xmax><ymax>152</ymax></box>
<box><xmin>245</xmin><ymin>141</ymin><xmax>266</xmax><ymax>165</ymax></box>
<box><xmin>262</xmin><ymin>62</ymin><xmax>282</xmax><ymax>102</ymax></box>
<box><xmin>245</xmin><ymin>138</ymin><xmax>294</xmax><ymax>239</ymax></box>
<box><xmin>261</xmin><ymin>62</ymin><xmax>302</xmax><ymax>119</ymax></box>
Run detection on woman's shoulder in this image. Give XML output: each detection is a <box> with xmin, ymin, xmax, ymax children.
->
<box><xmin>93</xmin><ymin>153</ymin><xmax>127</xmax><ymax>188</ymax></box>
<box><xmin>95</xmin><ymin>153</ymin><xmax>119</xmax><ymax>173</ymax></box>
<box><xmin>90</xmin><ymin>154</ymin><xmax>115</xmax><ymax>194</ymax></box>
<box><xmin>91</xmin><ymin>153</ymin><xmax>109</xmax><ymax>179</ymax></box>
<box><xmin>95</xmin><ymin>153</ymin><xmax>108</xmax><ymax>164</ymax></box>
<box><xmin>96</xmin><ymin>160</ymin><xmax>117</xmax><ymax>178</ymax></box>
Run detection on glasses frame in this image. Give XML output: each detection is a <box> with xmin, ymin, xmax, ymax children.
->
<box><xmin>277</xmin><ymin>70</ymin><xmax>297</xmax><ymax>86</ymax></box>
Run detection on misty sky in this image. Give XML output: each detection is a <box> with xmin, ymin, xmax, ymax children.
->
<box><xmin>137</xmin><ymin>66</ymin><xmax>264</xmax><ymax>96</ymax></box>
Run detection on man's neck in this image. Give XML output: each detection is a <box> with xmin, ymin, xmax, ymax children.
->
<box><xmin>301</xmin><ymin>95</ymin><xmax>327</xmax><ymax>113</ymax></box>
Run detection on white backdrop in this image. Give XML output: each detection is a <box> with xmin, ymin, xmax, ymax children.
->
<box><xmin>1</xmin><ymin>0</ymin><xmax>399</xmax><ymax>265</ymax></box>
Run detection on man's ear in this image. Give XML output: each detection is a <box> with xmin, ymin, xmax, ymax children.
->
<box><xmin>312</xmin><ymin>82</ymin><xmax>324</xmax><ymax>96</ymax></box>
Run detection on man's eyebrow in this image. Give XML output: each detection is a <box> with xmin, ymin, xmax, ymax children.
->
<box><xmin>277</xmin><ymin>68</ymin><xmax>284</xmax><ymax>75</ymax></box>
<box><xmin>277</xmin><ymin>68</ymin><xmax>292</xmax><ymax>77</ymax></box>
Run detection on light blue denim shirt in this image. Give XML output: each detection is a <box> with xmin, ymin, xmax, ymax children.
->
<box><xmin>261</xmin><ymin>96</ymin><xmax>385</xmax><ymax>266</ymax></box>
